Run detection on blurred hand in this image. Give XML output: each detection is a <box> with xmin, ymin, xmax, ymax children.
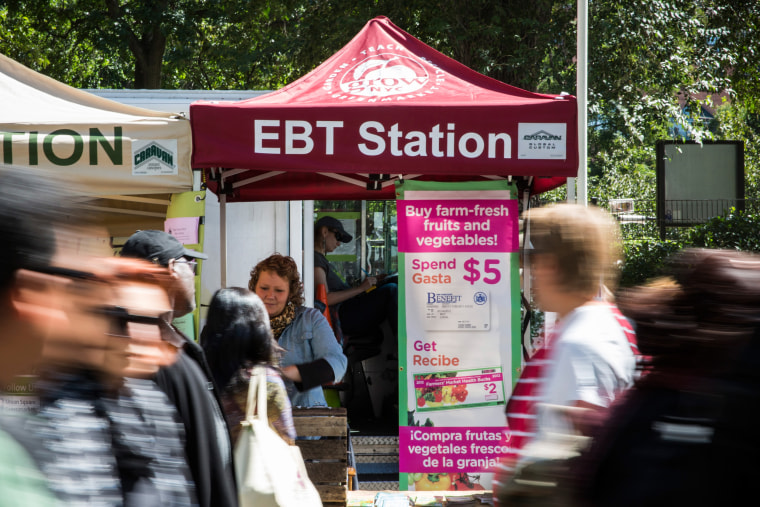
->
<box><xmin>360</xmin><ymin>276</ymin><xmax>377</xmax><ymax>291</ymax></box>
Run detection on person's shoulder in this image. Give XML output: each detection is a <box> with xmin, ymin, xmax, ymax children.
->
<box><xmin>558</xmin><ymin>305</ymin><xmax>631</xmax><ymax>353</ymax></box>
<box><xmin>285</xmin><ymin>305</ymin><xmax>316</xmax><ymax>330</ymax></box>
<box><xmin>564</xmin><ymin>303</ymin><xmax>622</xmax><ymax>329</ymax></box>
<box><xmin>158</xmin><ymin>349</ymin><xmax>208</xmax><ymax>385</ymax></box>
<box><xmin>295</xmin><ymin>305</ymin><xmax>322</xmax><ymax>320</ymax></box>
<box><xmin>294</xmin><ymin>306</ymin><xmax>334</xmax><ymax>335</ymax></box>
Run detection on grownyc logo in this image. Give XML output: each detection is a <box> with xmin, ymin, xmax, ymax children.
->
<box><xmin>323</xmin><ymin>46</ymin><xmax>446</xmax><ymax>101</ymax></box>
<box><xmin>341</xmin><ymin>54</ymin><xmax>429</xmax><ymax>97</ymax></box>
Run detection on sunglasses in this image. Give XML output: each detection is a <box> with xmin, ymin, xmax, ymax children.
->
<box><xmin>91</xmin><ymin>305</ymin><xmax>167</xmax><ymax>337</ymax></box>
<box><xmin>174</xmin><ymin>257</ymin><xmax>199</xmax><ymax>275</ymax></box>
<box><xmin>27</xmin><ymin>265</ymin><xmax>102</xmax><ymax>282</ymax></box>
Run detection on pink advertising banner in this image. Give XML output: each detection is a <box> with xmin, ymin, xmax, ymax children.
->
<box><xmin>399</xmin><ymin>426</ymin><xmax>509</xmax><ymax>472</ymax></box>
<box><xmin>397</xmin><ymin>180</ymin><xmax>521</xmax><ymax>492</ymax></box>
<box><xmin>397</xmin><ymin>199</ymin><xmax>519</xmax><ymax>253</ymax></box>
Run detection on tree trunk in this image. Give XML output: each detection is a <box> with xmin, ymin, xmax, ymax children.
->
<box><xmin>133</xmin><ymin>30</ymin><xmax>167</xmax><ymax>89</ymax></box>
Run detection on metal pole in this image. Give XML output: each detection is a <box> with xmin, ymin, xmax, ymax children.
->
<box><xmin>303</xmin><ymin>200</ymin><xmax>314</xmax><ymax>307</ymax></box>
<box><xmin>576</xmin><ymin>0</ymin><xmax>589</xmax><ymax>205</ymax></box>
<box><xmin>219</xmin><ymin>192</ymin><xmax>227</xmax><ymax>288</ymax></box>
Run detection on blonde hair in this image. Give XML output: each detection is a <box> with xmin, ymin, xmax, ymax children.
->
<box><xmin>528</xmin><ymin>203</ymin><xmax>622</xmax><ymax>297</ymax></box>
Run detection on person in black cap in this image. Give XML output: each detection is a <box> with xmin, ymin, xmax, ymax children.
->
<box><xmin>120</xmin><ymin>229</ymin><xmax>208</xmax><ymax>319</ymax></box>
<box><xmin>314</xmin><ymin>216</ymin><xmax>398</xmax><ymax>344</ymax></box>
<box><xmin>121</xmin><ymin>230</ymin><xmax>239</xmax><ymax>507</ymax></box>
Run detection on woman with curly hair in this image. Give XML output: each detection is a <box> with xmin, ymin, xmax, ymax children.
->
<box><xmin>200</xmin><ymin>287</ymin><xmax>296</xmax><ymax>445</ymax></box>
<box><xmin>249</xmin><ymin>254</ymin><xmax>347</xmax><ymax>408</ymax></box>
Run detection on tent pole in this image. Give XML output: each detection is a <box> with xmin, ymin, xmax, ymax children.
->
<box><xmin>220</xmin><ymin>192</ymin><xmax>227</xmax><ymax>288</ymax></box>
<box><xmin>303</xmin><ymin>200</ymin><xmax>315</xmax><ymax>307</ymax></box>
<box><xmin>576</xmin><ymin>0</ymin><xmax>589</xmax><ymax>205</ymax></box>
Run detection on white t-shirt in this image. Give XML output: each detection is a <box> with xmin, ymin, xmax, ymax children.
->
<box><xmin>537</xmin><ymin>303</ymin><xmax>636</xmax><ymax>435</ymax></box>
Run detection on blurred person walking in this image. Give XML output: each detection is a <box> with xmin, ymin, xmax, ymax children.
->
<box><xmin>0</xmin><ymin>169</ymin><xmax>195</xmax><ymax>506</ymax></box>
<box><xmin>102</xmin><ymin>260</ymin><xmax>197</xmax><ymax>506</ymax></box>
<box><xmin>0</xmin><ymin>168</ymin><xmax>74</xmax><ymax>506</ymax></box>
<box><xmin>574</xmin><ymin>249</ymin><xmax>760</xmax><ymax>506</ymax></box>
<box><xmin>121</xmin><ymin>230</ymin><xmax>238</xmax><ymax>507</ymax></box>
<box><xmin>10</xmin><ymin>242</ymin><xmax>197</xmax><ymax>506</ymax></box>
<box><xmin>494</xmin><ymin>203</ymin><xmax>638</xmax><ymax>505</ymax></box>
<box><xmin>201</xmin><ymin>287</ymin><xmax>296</xmax><ymax>446</ymax></box>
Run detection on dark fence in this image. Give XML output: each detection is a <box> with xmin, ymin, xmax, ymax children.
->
<box><xmin>602</xmin><ymin>198</ymin><xmax>760</xmax><ymax>241</ymax></box>
<box><xmin>529</xmin><ymin>198</ymin><xmax>760</xmax><ymax>241</ymax></box>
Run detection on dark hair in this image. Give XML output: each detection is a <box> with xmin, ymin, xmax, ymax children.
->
<box><xmin>314</xmin><ymin>223</ymin><xmax>325</xmax><ymax>239</ymax></box>
<box><xmin>248</xmin><ymin>253</ymin><xmax>304</xmax><ymax>307</ymax></box>
<box><xmin>0</xmin><ymin>167</ymin><xmax>77</xmax><ymax>292</ymax></box>
<box><xmin>528</xmin><ymin>204</ymin><xmax>622</xmax><ymax>297</ymax></box>
<box><xmin>619</xmin><ymin>248</ymin><xmax>760</xmax><ymax>376</ymax></box>
<box><xmin>200</xmin><ymin>287</ymin><xmax>279</xmax><ymax>390</ymax></box>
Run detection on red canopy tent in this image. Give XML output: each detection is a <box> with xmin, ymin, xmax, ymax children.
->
<box><xmin>190</xmin><ymin>16</ymin><xmax>577</xmax><ymax>200</ymax></box>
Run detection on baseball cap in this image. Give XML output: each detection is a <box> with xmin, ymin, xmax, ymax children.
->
<box><xmin>120</xmin><ymin>230</ymin><xmax>208</xmax><ymax>266</ymax></box>
<box><xmin>315</xmin><ymin>216</ymin><xmax>353</xmax><ymax>243</ymax></box>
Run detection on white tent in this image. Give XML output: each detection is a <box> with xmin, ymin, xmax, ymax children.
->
<box><xmin>0</xmin><ymin>53</ymin><xmax>194</xmax><ymax>236</ymax></box>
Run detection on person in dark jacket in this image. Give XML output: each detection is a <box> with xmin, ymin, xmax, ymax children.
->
<box><xmin>0</xmin><ymin>170</ymin><xmax>195</xmax><ymax>506</ymax></box>
<box><xmin>574</xmin><ymin>249</ymin><xmax>760</xmax><ymax>507</ymax></box>
<box><xmin>121</xmin><ymin>230</ymin><xmax>238</xmax><ymax>507</ymax></box>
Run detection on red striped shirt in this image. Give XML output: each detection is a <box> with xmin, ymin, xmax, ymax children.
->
<box><xmin>500</xmin><ymin>304</ymin><xmax>638</xmax><ymax>463</ymax></box>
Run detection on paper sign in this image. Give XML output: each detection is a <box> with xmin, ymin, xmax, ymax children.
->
<box><xmin>164</xmin><ymin>216</ymin><xmax>200</xmax><ymax>244</ymax></box>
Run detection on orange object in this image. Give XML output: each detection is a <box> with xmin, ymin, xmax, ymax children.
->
<box><xmin>315</xmin><ymin>283</ymin><xmax>332</xmax><ymax>327</ymax></box>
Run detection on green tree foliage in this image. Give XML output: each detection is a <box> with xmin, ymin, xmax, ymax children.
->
<box><xmin>619</xmin><ymin>209</ymin><xmax>760</xmax><ymax>287</ymax></box>
<box><xmin>686</xmin><ymin>208</ymin><xmax>760</xmax><ymax>252</ymax></box>
<box><xmin>620</xmin><ymin>239</ymin><xmax>683</xmax><ymax>287</ymax></box>
<box><xmin>0</xmin><ymin>4</ymin><xmax>120</xmax><ymax>87</ymax></box>
<box><xmin>1</xmin><ymin>0</ymin><xmax>758</xmax><ymax>203</ymax></box>
<box><xmin>1</xmin><ymin>0</ymin><xmax>287</xmax><ymax>88</ymax></box>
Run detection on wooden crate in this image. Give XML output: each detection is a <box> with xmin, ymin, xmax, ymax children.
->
<box><xmin>293</xmin><ymin>407</ymin><xmax>348</xmax><ymax>507</ymax></box>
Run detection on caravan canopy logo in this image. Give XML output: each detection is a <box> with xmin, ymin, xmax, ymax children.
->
<box><xmin>517</xmin><ymin>123</ymin><xmax>567</xmax><ymax>160</ymax></box>
<box><xmin>323</xmin><ymin>45</ymin><xmax>445</xmax><ymax>102</ymax></box>
<box><xmin>132</xmin><ymin>140</ymin><xmax>178</xmax><ymax>176</ymax></box>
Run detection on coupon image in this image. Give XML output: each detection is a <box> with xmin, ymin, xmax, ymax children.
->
<box><xmin>413</xmin><ymin>367</ymin><xmax>506</xmax><ymax>411</ymax></box>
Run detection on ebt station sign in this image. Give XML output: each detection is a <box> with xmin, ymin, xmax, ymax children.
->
<box><xmin>1</xmin><ymin>127</ymin><xmax>179</xmax><ymax>175</ymax></box>
<box><xmin>252</xmin><ymin>119</ymin><xmax>567</xmax><ymax>162</ymax></box>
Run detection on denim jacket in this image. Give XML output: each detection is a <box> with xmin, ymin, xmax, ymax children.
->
<box><xmin>278</xmin><ymin>306</ymin><xmax>347</xmax><ymax>408</ymax></box>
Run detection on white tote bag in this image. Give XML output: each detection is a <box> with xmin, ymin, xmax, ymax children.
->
<box><xmin>234</xmin><ymin>366</ymin><xmax>322</xmax><ymax>507</ymax></box>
